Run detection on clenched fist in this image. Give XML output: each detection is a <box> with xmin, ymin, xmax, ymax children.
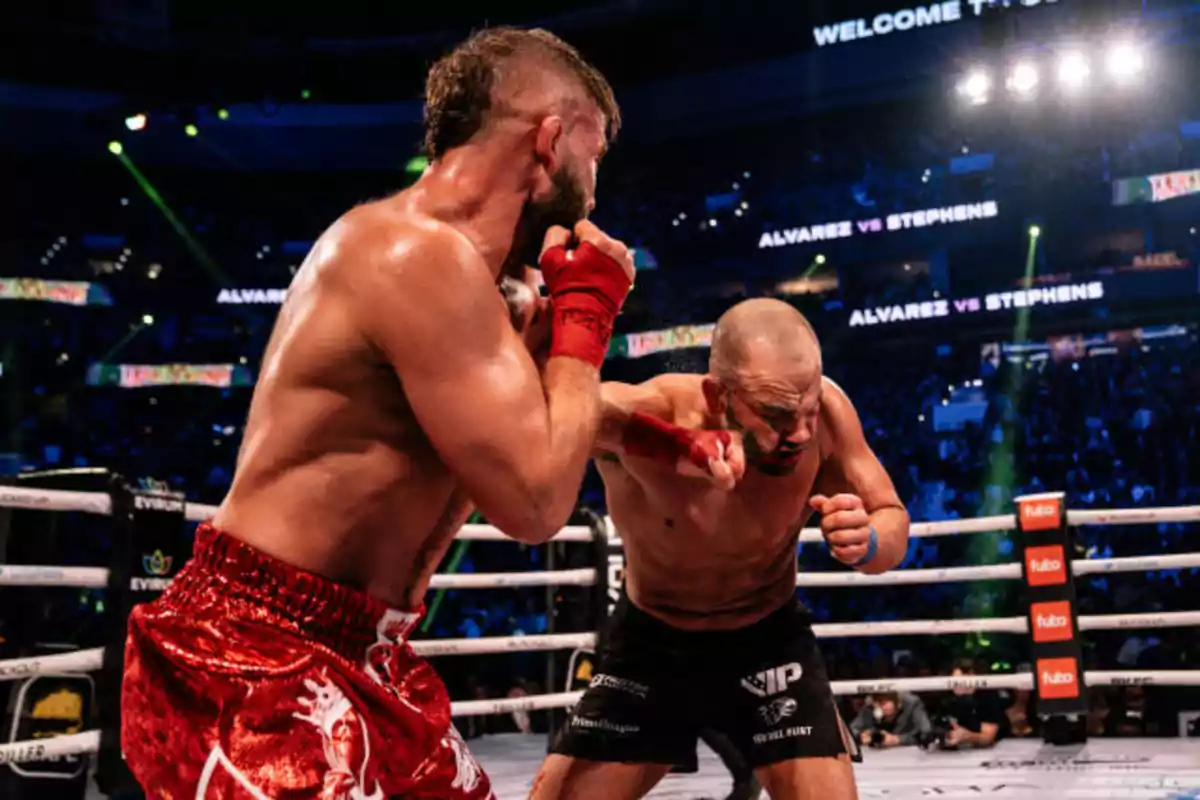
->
<box><xmin>675</xmin><ymin>429</ymin><xmax>747</xmax><ymax>491</ymax></box>
<box><xmin>811</xmin><ymin>493</ymin><xmax>875</xmax><ymax>568</ymax></box>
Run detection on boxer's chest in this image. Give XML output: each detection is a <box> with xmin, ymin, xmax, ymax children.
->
<box><xmin>622</xmin><ymin>449</ymin><xmax>820</xmax><ymax>545</ymax></box>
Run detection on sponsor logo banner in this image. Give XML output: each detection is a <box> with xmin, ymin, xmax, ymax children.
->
<box><xmin>1036</xmin><ymin>657</ymin><xmax>1080</xmax><ymax>700</ymax></box>
<box><xmin>1024</xmin><ymin>544</ymin><xmax>1067</xmax><ymax>587</ymax></box>
<box><xmin>1031</xmin><ymin>600</ymin><xmax>1074</xmax><ymax>643</ymax></box>
<box><xmin>1019</xmin><ymin>496</ymin><xmax>1062</xmax><ymax>532</ymax></box>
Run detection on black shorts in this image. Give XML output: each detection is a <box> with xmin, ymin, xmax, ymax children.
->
<box><xmin>551</xmin><ymin>593</ymin><xmax>858</xmax><ymax>769</ymax></box>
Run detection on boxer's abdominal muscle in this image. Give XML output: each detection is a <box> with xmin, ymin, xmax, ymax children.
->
<box><xmin>599</xmin><ymin>449</ymin><xmax>821</xmax><ymax>631</ymax></box>
<box><xmin>213</xmin><ymin>262</ymin><xmax>473</xmax><ymax>608</ymax></box>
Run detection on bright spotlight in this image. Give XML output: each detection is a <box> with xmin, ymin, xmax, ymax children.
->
<box><xmin>108</xmin><ymin>141</ymin><xmax>123</xmax><ymax>156</ymax></box>
<box><xmin>1007</xmin><ymin>62</ymin><xmax>1040</xmax><ymax>98</ymax></box>
<box><xmin>184</xmin><ymin>123</ymin><xmax>199</xmax><ymax>137</ymax></box>
<box><xmin>1107</xmin><ymin>43</ymin><xmax>1145</xmax><ymax>83</ymax></box>
<box><xmin>957</xmin><ymin>68</ymin><xmax>992</xmax><ymax>105</ymax></box>
<box><xmin>141</xmin><ymin>314</ymin><xmax>155</xmax><ymax>326</ymax></box>
<box><xmin>125</xmin><ymin>113</ymin><xmax>147</xmax><ymax>131</ymax></box>
<box><xmin>1057</xmin><ymin>52</ymin><xmax>1090</xmax><ymax>90</ymax></box>
<box><xmin>815</xmin><ymin>254</ymin><xmax>827</xmax><ymax>265</ymax></box>
<box><xmin>1029</xmin><ymin>225</ymin><xmax>1042</xmax><ymax>239</ymax></box>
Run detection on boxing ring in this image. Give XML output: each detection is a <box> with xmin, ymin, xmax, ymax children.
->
<box><xmin>1</xmin><ymin>482</ymin><xmax>1199</xmax><ymax>798</ymax></box>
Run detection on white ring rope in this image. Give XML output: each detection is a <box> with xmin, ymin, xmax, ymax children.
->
<box><xmin>10</xmin><ymin>668</ymin><xmax>1200</xmax><ymax>765</ymax></box>
<box><xmin>4</xmin><ymin>549</ymin><xmax>1199</xmax><ymax>591</ymax></box>
<box><xmin>796</xmin><ymin>563</ymin><xmax>1023</xmax><ymax>587</ymax></box>
<box><xmin>411</xmin><ymin>633</ymin><xmax>598</xmax><ymax>658</ymax></box>
<box><xmin>0</xmin><ymin>730</ymin><xmax>100</xmax><ymax>766</ymax></box>
<box><xmin>813</xmin><ymin>617</ymin><xmax>1028</xmax><ymax>637</ymax></box>
<box><xmin>1072</xmin><ymin>552</ymin><xmax>1200</xmax><ymax>575</ymax></box>
<box><xmin>830</xmin><ymin>673</ymin><xmax>1033</xmax><ymax>695</ymax></box>
<box><xmin>428</xmin><ymin>568</ymin><xmax>596</xmax><ymax>589</ymax></box>
<box><xmin>0</xmin><ymin>486</ymin><xmax>112</xmax><ymax>516</ymax></box>
<box><xmin>1069</xmin><ymin>506</ymin><xmax>1200</xmax><ymax>526</ymax></box>
<box><xmin>0</xmin><ymin>648</ymin><xmax>105</xmax><ymax>682</ymax></box>
<box><xmin>2</xmin><ymin>484</ymin><xmax>1198</xmax><ymax>543</ymax></box>
<box><xmin>8</xmin><ymin>610</ymin><xmax>1200</xmax><ymax>684</ymax></box>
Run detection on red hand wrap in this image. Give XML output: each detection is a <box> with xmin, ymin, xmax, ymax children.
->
<box><xmin>621</xmin><ymin>412</ymin><xmax>731</xmax><ymax>471</ymax></box>
<box><xmin>539</xmin><ymin>241</ymin><xmax>632</xmax><ymax>369</ymax></box>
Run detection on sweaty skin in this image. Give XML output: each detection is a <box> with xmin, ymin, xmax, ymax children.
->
<box><xmin>596</xmin><ymin>373</ymin><xmax>906</xmax><ymax>631</ymax></box>
<box><xmin>213</xmin><ymin>113</ymin><xmax>618</xmax><ymax>609</ymax></box>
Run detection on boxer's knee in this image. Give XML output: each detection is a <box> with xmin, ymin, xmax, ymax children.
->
<box><xmin>531</xmin><ymin>755</ymin><xmax>668</xmax><ymax>800</ymax></box>
<box><xmin>755</xmin><ymin>754</ymin><xmax>857</xmax><ymax>800</ymax></box>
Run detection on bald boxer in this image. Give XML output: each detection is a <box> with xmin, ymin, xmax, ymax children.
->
<box><xmin>532</xmin><ymin>299</ymin><xmax>910</xmax><ymax>800</ymax></box>
<box><xmin>121</xmin><ymin>27</ymin><xmax>632</xmax><ymax>799</ymax></box>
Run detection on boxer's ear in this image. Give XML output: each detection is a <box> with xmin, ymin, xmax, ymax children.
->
<box><xmin>532</xmin><ymin>116</ymin><xmax>565</xmax><ymax>174</ymax></box>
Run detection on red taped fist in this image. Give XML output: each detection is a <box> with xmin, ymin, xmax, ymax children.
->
<box><xmin>538</xmin><ymin>221</ymin><xmax>635</xmax><ymax>369</ymax></box>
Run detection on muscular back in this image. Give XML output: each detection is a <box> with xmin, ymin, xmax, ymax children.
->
<box><xmin>215</xmin><ymin>204</ymin><xmax>473</xmax><ymax>607</ymax></box>
<box><xmin>598</xmin><ymin>375</ymin><xmax>827</xmax><ymax>631</ymax></box>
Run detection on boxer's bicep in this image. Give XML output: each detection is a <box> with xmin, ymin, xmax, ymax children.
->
<box><xmin>367</xmin><ymin>239</ymin><xmax>560</xmax><ymax>541</ymax></box>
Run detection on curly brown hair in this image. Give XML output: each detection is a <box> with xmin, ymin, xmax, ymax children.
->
<box><xmin>423</xmin><ymin>27</ymin><xmax>619</xmax><ymax>160</ymax></box>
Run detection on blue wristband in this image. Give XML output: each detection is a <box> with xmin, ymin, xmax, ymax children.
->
<box><xmin>852</xmin><ymin>526</ymin><xmax>879</xmax><ymax>568</ymax></box>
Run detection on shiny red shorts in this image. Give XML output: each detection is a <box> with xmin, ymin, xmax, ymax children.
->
<box><xmin>121</xmin><ymin>523</ymin><xmax>495</xmax><ymax>799</ymax></box>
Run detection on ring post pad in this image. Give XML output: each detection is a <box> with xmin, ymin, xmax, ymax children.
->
<box><xmin>1015</xmin><ymin>492</ymin><xmax>1089</xmax><ymax>741</ymax></box>
<box><xmin>95</xmin><ymin>477</ymin><xmax>188</xmax><ymax>794</ymax></box>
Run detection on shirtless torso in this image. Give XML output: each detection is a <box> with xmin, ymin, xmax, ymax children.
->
<box><xmin>214</xmin><ymin>202</ymin><xmax>477</xmax><ymax>609</ymax></box>
<box><xmin>597</xmin><ymin>373</ymin><xmax>827</xmax><ymax>630</ymax></box>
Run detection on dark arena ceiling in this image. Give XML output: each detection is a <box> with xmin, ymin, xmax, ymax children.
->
<box><xmin>3</xmin><ymin>0</ymin><xmax>962</xmax><ymax>103</ymax></box>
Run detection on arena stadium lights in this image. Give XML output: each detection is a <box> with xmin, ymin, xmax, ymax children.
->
<box><xmin>1106</xmin><ymin>42</ymin><xmax>1145</xmax><ymax>83</ymax></box>
<box><xmin>1006</xmin><ymin>62</ymin><xmax>1040</xmax><ymax>99</ymax></box>
<box><xmin>957</xmin><ymin>68</ymin><xmax>992</xmax><ymax>106</ymax></box>
<box><xmin>1057</xmin><ymin>52</ymin><xmax>1090</xmax><ymax>91</ymax></box>
<box><xmin>125</xmin><ymin>114</ymin><xmax>147</xmax><ymax>132</ymax></box>
<box><xmin>108</xmin><ymin>141</ymin><xmax>123</xmax><ymax>155</ymax></box>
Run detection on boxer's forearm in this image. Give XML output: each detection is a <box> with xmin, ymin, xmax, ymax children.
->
<box><xmin>860</xmin><ymin>506</ymin><xmax>910</xmax><ymax>575</ymax></box>
<box><xmin>520</xmin><ymin>357</ymin><xmax>603</xmax><ymax>541</ymax></box>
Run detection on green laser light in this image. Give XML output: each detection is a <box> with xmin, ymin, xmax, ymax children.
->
<box><xmin>141</xmin><ymin>314</ymin><xmax>155</xmax><ymax>326</ymax></box>
<box><xmin>405</xmin><ymin>155</ymin><xmax>430</xmax><ymax>175</ymax></box>
<box><xmin>301</xmin><ymin>89</ymin><xmax>312</xmax><ymax>100</ymax></box>
<box><xmin>217</xmin><ymin>108</ymin><xmax>229</xmax><ymax>120</ymax></box>
<box><xmin>108</xmin><ymin>141</ymin><xmax>123</xmax><ymax>156</ymax></box>
<box><xmin>1029</xmin><ymin>225</ymin><xmax>1041</xmax><ymax>239</ymax></box>
<box><xmin>815</xmin><ymin>254</ymin><xmax>827</xmax><ymax>265</ymax></box>
<box><xmin>185</xmin><ymin>124</ymin><xmax>199</xmax><ymax>137</ymax></box>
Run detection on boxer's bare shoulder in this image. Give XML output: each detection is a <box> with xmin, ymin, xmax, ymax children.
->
<box><xmin>313</xmin><ymin>201</ymin><xmax>495</xmax><ymax>310</ymax></box>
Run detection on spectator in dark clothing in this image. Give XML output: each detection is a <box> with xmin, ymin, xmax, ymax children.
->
<box><xmin>941</xmin><ymin>659</ymin><xmax>1010</xmax><ymax>749</ymax></box>
<box><xmin>850</xmin><ymin>692</ymin><xmax>932</xmax><ymax>748</ymax></box>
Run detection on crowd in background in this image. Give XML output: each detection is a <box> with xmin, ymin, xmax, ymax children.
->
<box><xmin>5</xmin><ymin>89</ymin><xmax>1200</xmax><ymax>745</ymax></box>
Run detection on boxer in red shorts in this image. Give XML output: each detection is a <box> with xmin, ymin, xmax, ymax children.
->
<box><xmin>121</xmin><ymin>26</ymin><xmax>632</xmax><ymax>798</ymax></box>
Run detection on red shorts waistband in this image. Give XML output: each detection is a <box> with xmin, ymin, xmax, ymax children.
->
<box><xmin>162</xmin><ymin>523</ymin><xmax>423</xmax><ymax>661</ymax></box>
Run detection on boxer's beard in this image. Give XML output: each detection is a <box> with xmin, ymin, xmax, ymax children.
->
<box><xmin>724</xmin><ymin>404</ymin><xmax>805</xmax><ymax>477</ymax></box>
<box><xmin>510</xmin><ymin>164</ymin><xmax>589</xmax><ymax>268</ymax></box>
